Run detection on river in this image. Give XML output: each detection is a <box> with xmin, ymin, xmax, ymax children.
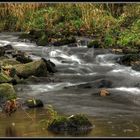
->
<box><xmin>0</xmin><ymin>32</ymin><xmax>140</xmax><ymax>137</ymax></box>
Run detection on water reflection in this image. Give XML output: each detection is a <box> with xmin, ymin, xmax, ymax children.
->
<box><xmin>5</xmin><ymin>125</ymin><xmax>18</xmax><ymax>137</ymax></box>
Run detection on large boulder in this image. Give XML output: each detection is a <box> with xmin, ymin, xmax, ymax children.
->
<box><xmin>13</xmin><ymin>58</ymin><xmax>48</xmax><ymax>78</ymax></box>
<box><xmin>0</xmin><ymin>83</ymin><xmax>16</xmax><ymax>102</ymax></box>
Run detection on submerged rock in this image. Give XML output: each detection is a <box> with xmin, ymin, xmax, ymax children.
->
<box><xmin>0</xmin><ymin>83</ymin><xmax>16</xmax><ymax>101</ymax></box>
<box><xmin>48</xmin><ymin>114</ymin><xmax>92</xmax><ymax>132</ymax></box>
<box><xmin>25</xmin><ymin>98</ymin><xmax>44</xmax><ymax>108</ymax></box>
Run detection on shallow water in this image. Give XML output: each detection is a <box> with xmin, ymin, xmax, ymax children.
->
<box><xmin>0</xmin><ymin>32</ymin><xmax>140</xmax><ymax>137</ymax></box>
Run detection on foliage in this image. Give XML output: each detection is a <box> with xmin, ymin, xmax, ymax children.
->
<box><xmin>0</xmin><ymin>3</ymin><xmax>140</xmax><ymax>49</ymax></box>
<box><xmin>39</xmin><ymin>105</ymin><xmax>58</xmax><ymax>128</ymax></box>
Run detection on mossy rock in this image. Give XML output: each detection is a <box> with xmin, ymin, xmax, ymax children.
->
<box><xmin>16</xmin><ymin>55</ymin><xmax>32</xmax><ymax>64</ymax></box>
<box><xmin>0</xmin><ymin>59</ymin><xmax>21</xmax><ymax>66</ymax></box>
<box><xmin>48</xmin><ymin>116</ymin><xmax>69</xmax><ymax>131</ymax></box>
<box><xmin>53</xmin><ymin>36</ymin><xmax>76</xmax><ymax>46</ymax></box>
<box><xmin>48</xmin><ymin>114</ymin><xmax>92</xmax><ymax>132</ymax></box>
<box><xmin>0</xmin><ymin>83</ymin><xmax>16</xmax><ymax>101</ymax></box>
<box><xmin>122</xmin><ymin>48</ymin><xmax>139</xmax><ymax>54</ymax></box>
<box><xmin>19</xmin><ymin>30</ymin><xmax>49</xmax><ymax>46</ymax></box>
<box><xmin>118</xmin><ymin>54</ymin><xmax>140</xmax><ymax>66</ymax></box>
<box><xmin>0</xmin><ymin>70</ymin><xmax>13</xmax><ymax>83</ymax></box>
<box><xmin>87</xmin><ymin>40</ymin><xmax>99</xmax><ymax>48</ymax></box>
<box><xmin>13</xmin><ymin>59</ymin><xmax>48</xmax><ymax>78</ymax></box>
<box><xmin>25</xmin><ymin>99</ymin><xmax>44</xmax><ymax>108</ymax></box>
<box><xmin>36</xmin><ymin>32</ymin><xmax>49</xmax><ymax>46</ymax></box>
<box><xmin>19</xmin><ymin>33</ymin><xmax>30</xmax><ymax>39</ymax></box>
<box><xmin>68</xmin><ymin>114</ymin><xmax>92</xmax><ymax>131</ymax></box>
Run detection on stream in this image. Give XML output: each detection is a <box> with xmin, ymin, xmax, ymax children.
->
<box><xmin>0</xmin><ymin>32</ymin><xmax>140</xmax><ymax>137</ymax></box>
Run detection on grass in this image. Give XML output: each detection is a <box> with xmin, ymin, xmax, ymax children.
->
<box><xmin>0</xmin><ymin>3</ymin><xmax>139</xmax><ymax>49</ymax></box>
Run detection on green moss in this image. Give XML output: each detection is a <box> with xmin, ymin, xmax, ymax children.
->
<box><xmin>53</xmin><ymin>36</ymin><xmax>76</xmax><ymax>46</ymax></box>
<box><xmin>0</xmin><ymin>70</ymin><xmax>12</xmax><ymax>83</ymax></box>
<box><xmin>0</xmin><ymin>59</ymin><xmax>21</xmax><ymax>66</ymax></box>
<box><xmin>48</xmin><ymin>114</ymin><xmax>92</xmax><ymax>132</ymax></box>
<box><xmin>48</xmin><ymin>116</ymin><xmax>69</xmax><ymax>131</ymax></box>
<box><xmin>36</xmin><ymin>33</ymin><xmax>49</xmax><ymax>46</ymax></box>
<box><xmin>0</xmin><ymin>83</ymin><xmax>16</xmax><ymax>100</ymax></box>
<box><xmin>13</xmin><ymin>59</ymin><xmax>48</xmax><ymax>78</ymax></box>
<box><xmin>19</xmin><ymin>33</ymin><xmax>30</xmax><ymax>39</ymax></box>
<box><xmin>68</xmin><ymin>114</ymin><xmax>92</xmax><ymax>127</ymax></box>
<box><xmin>25</xmin><ymin>99</ymin><xmax>44</xmax><ymax>108</ymax></box>
<box><xmin>87</xmin><ymin>40</ymin><xmax>99</xmax><ymax>48</ymax></box>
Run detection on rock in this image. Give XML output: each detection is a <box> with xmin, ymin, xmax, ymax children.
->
<box><xmin>16</xmin><ymin>55</ymin><xmax>32</xmax><ymax>64</ymax></box>
<box><xmin>3</xmin><ymin>44</ymin><xmax>13</xmax><ymax>50</ymax></box>
<box><xmin>19</xmin><ymin>30</ymin><xmax>49</xmax><ymax>46</ymax></box>
<box><xmin>98</xmin><ymin>79</ymin><xmax>112</xmax><ymax>88</ymax></box>
<box><xmin>67</xmin><ymin>43</ymin><xmax>78</xmax><ymax>47</ymax></box>
<box><xmin>13</xmin><ymin>59</ymin><xmax>48</xmax><ymax>78</ymax></box>
<box><xmin>12</xmin><ymin>50</ymin><xmax>32</xmax><ymax>64</ymax></box>
<box><xmin>48</xmin><ymin>114</ymin><xmax>92</xmax><ymax>132</ymax></box>
<box><xmin>0</xmin><ymin>45</ymin><xmax>14</xmax><ymax>57</ymax></box>
<box><xmin>87</xmin><ymin>40</ymin><xmax>99</xmax><ymax>48</ymax></box>
<box><xmin>42</xmin><ymin>58</ymin><xmax>57</xmax><ymax>73</ymax></box>
<box><xmin>0</xmin><ymin>47</ymin><xmax>5</xmax><ymax>57</ymax></box>
<box><xmin>111</xmin><ymin>48</ymin><xmax>123</xmax><ymax>54</ymax></box>
<box><xmin>132</xmin><ymin>61</ymin><xmax>140</xmax><ymax>71</ymax></box>
<box><xmin>25</xmin><ymin>98</ymin><xmax>44</xmax><ymax>108</ymax></box>
<box><xmin>117</xmin><ymin>54</ymin><xmax>140</xmax><ymax>66</ymax></box>
<box><xmin>0</xmin><ymin>59</ymin><xmax>21</xmax><ymax>66</ymax></box>
<box><xmin>36</xmin><ymin>32</ymin><xmax>49</xmax><ymax>46</ymax></box>
<box><xmin>0</xmin><ymin>70</ymin><xmax>13</xmax><ymax>84</ymax></box>
<box><xmin>122</xmin><ymin>48</ymin><xmax>139</xmax><ymax>54</ymax></box>
<box><xmin>48</xmin><ymin>116</ymin><xmax>69</xmax><ymax>131</ymax></box>
<box><xmin>99</xmin><ymin>88</ymin><xmax>110</xmax><ymax>96</ymax></box>
<box><xmin>53</xmin><ymin>36</ymin><xmax>76</xmax><ymax>46</ymax></box>
<box><xmin>25</xmin><ymin>76</ymin><xmax>52</xmax><ymax>84</ymax></box>
<box><xmin>68</xmin><ymin>114</ymin><xmax>93</xmax><ymax>131</ymax></box>
<box><xmin>0</xmin><ymin>83</ymin><xmax>16</xmax><ymax>102</ymax></box>
<box><xmin>2</xmin><ymin>65</ymin><xmax>16</xmax><ymax>78</ymax></box>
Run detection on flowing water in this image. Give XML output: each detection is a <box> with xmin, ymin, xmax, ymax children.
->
<box><xmin>0</xmin><ymin>32</ymin><xmax>140</xmax><ymax>137</ymax></box>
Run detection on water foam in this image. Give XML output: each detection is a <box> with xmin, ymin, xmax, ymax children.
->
<box><xmin>112</xmin><ymin>87</ymin><xmax>140</xmax><ymax>94</ymax></box>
